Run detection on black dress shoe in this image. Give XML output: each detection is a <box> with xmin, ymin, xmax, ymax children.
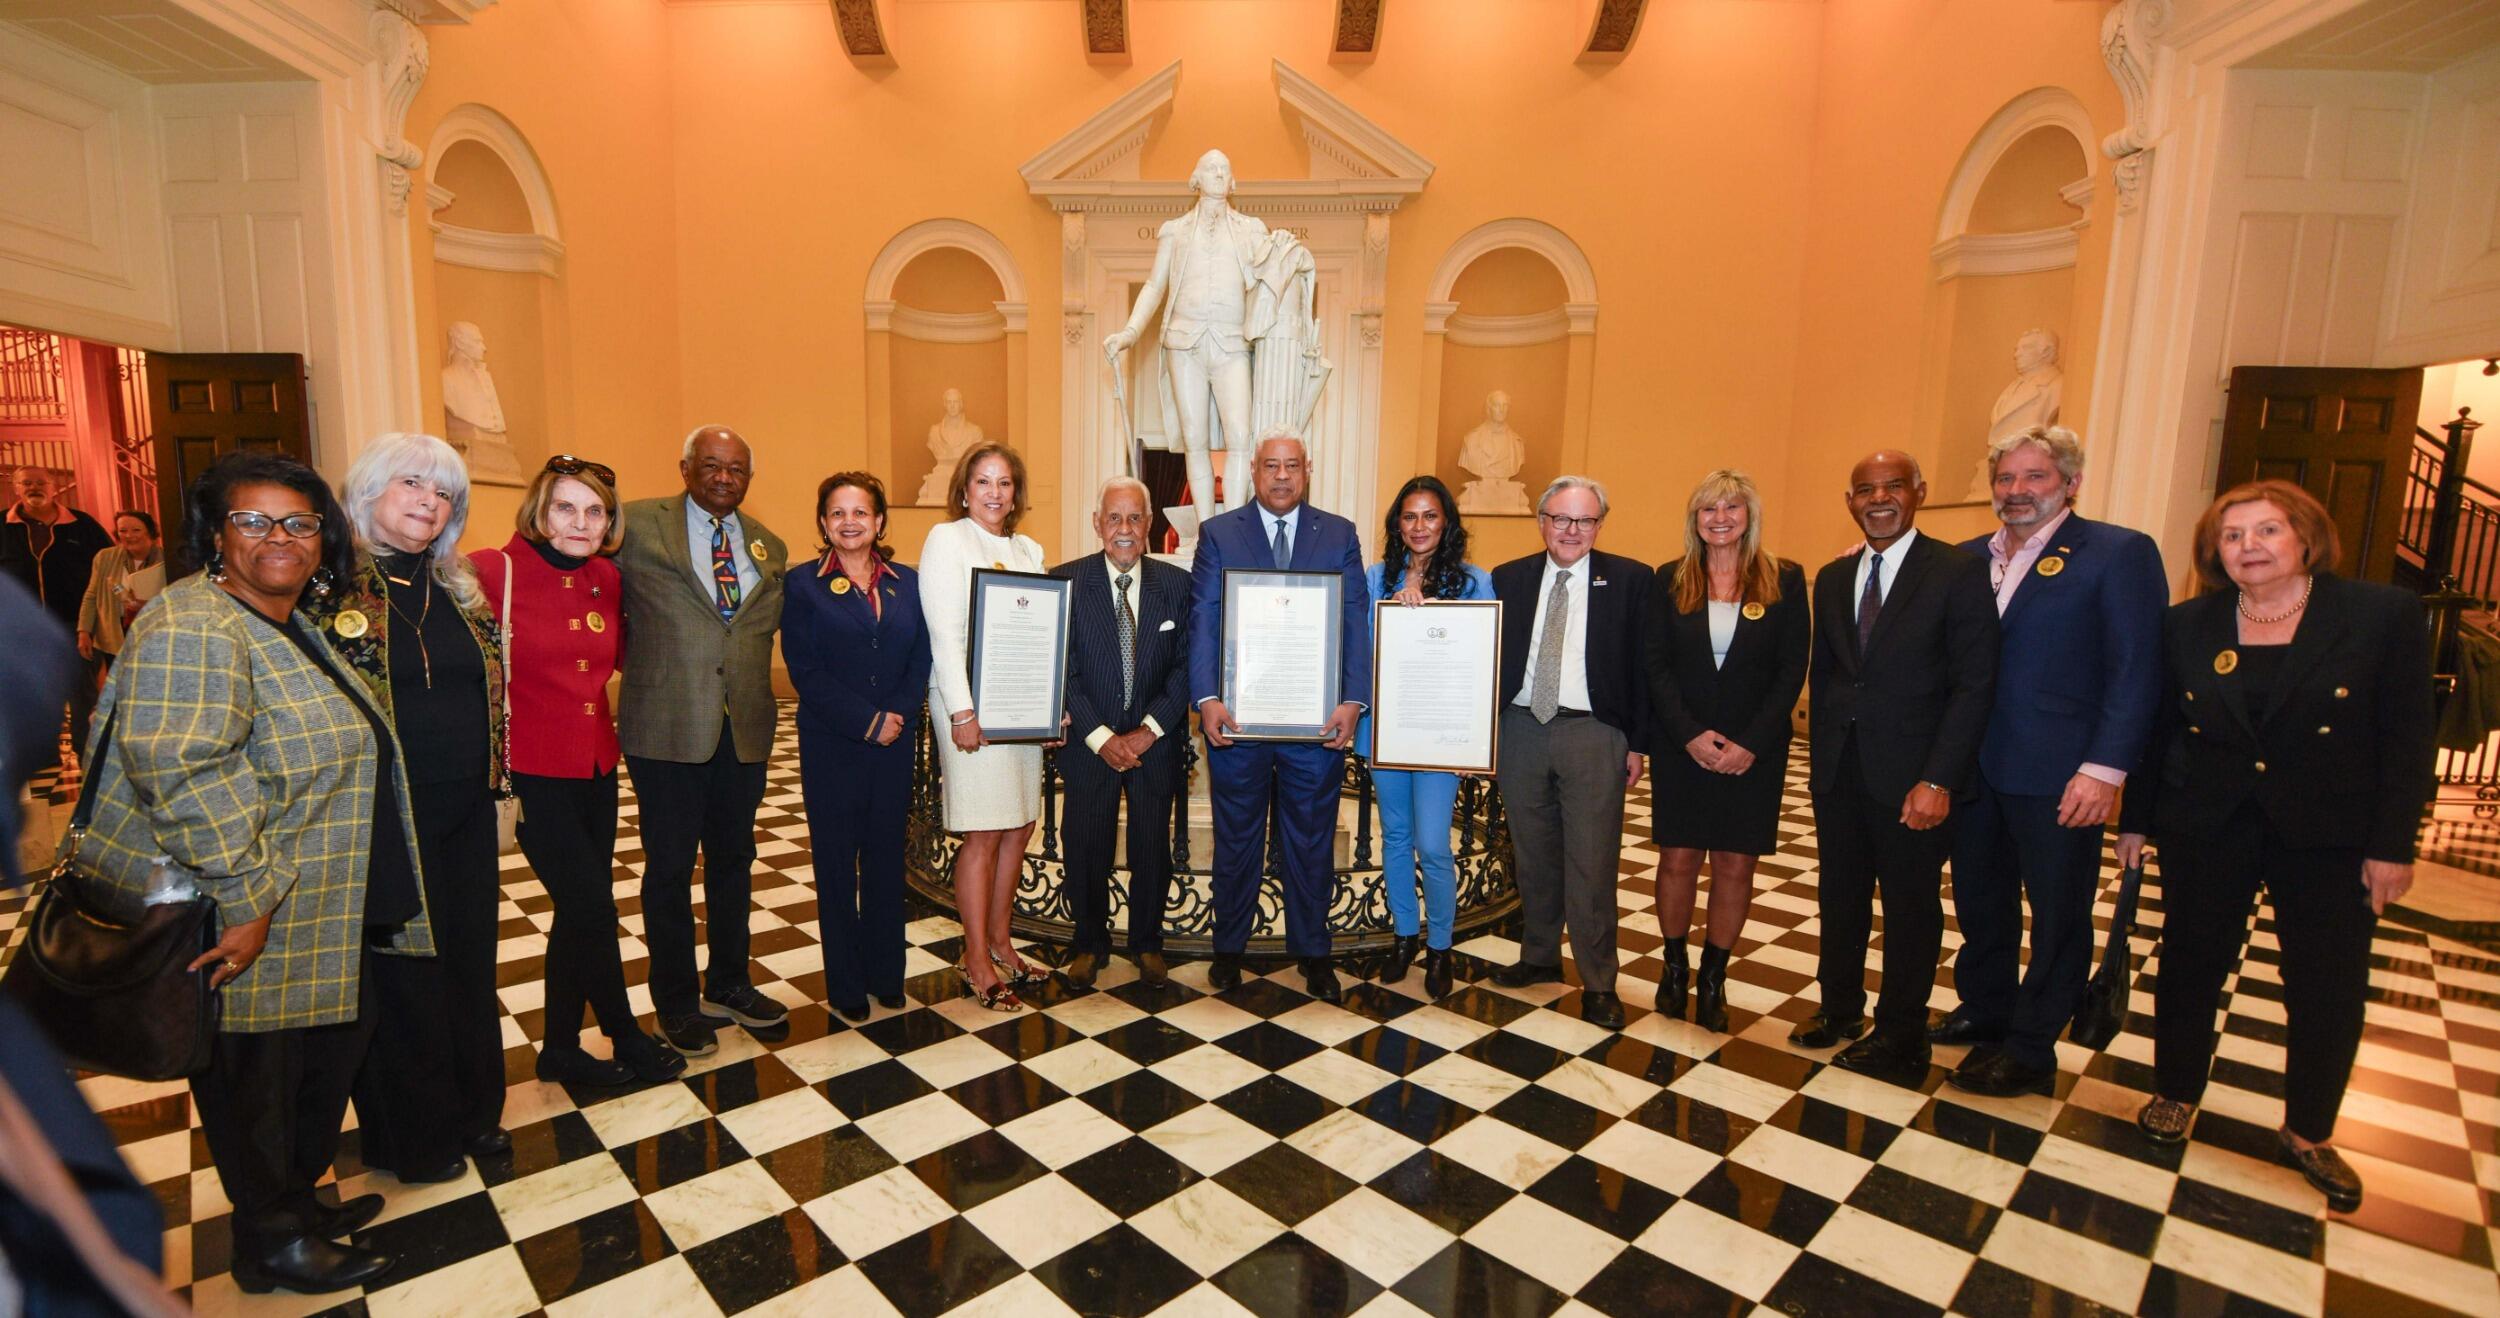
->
<box><xmin>464</xmin><ymin>1128</ymin><xmax>511</xmax><ymax>1158</ymax></box>
<box><xmin>876</xmin><ymin>993</ymin><xmax>908</xmax><ymax>1010</ymax></box>
<box><xmin>1422</xmin><ymin>947</ymin><xmax>1454</xmax><ymax>999</ymax></box>
<box><xmin>1381</xmin><ymin>936</ymin><xmax>1419</xmax><ymax>985</ymax></box>
<box><xmin>1064</xmin><ymin>951</ymin><xmax>1102</xmax><ymax>987</ymax></box>
<box><xmin>306</xmin><ymin>1193</ymin><xmax>385</xmax><ymax>1239</ymax></box>
<box><xmin>1208</xmin><ymin>954</ymin><xmax>1243</xmax><ymax>991</ymax></box>
<box><xmin>2278</xmin><ymin>1130</ymin><xmax>2363</xmax><ymax>1213</ymax></box>
<box><xmin>234</xmin><ymin>1234</ymin><xmax>396</xmax><ymax>1294</ymax></box>
<box><xmin>536</xmin><ymin>1045</ymin><xmax>633</xmax><ymax>1088</ymax></box>
<box><xmin>1136</xmin><ymin>952</ymin><xmax>1169</xmax><ymax>986</ymax></box>
<box><xmin>1302</xmin><ymin>958</ymin><xmax>1344</xmax><ymax>1004</ymax></box>
<box><xmin>1580</xmin><ymin>990</ymin><xmax>1626</xmax><ymax>1030</ymax></box>
<box><xmin>394</xmin><ymin>1158</ymin><xmax>468</xmax><ymax>1185</ymax></box>
<box><xmin>1492</xmin><ymin>960</ymin><xmax>1564</xmax><ymax>989</ymax></box>
<box><xmin>1788</xmin><ymin>1012</ymin><xmax>1869</xmax><ymax>1049</ymax></box>
<box><xmin>1927</xmin><ymin>1011</ymin><xmax>2006</xmax><ymax>1047</ymax></box>
<box><xmin>616</xmin><ymin>1032</ymin><xmax>689</xmax><ymax>1082</ymax></box>
<box><xmin>1834</xmin><ymin>1030</ymin><xmax>1931</xmax><ymax>1081</ymax></box>
<box><xmin>835</xmin><ymin>1001</ymin><xmax>872</xmax><ymax>1024</ymax></box>
<box><xmin>1946</xmin><ymin>1048</ymin><xmax>2056</xmax><ymax>1098</ymax></box>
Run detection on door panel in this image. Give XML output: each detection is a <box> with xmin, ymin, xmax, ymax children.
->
<box><xmin>2217</xmin><ymin>365</ymin><xmax>2424</xmax><ymax>584</ymax></box>
<box><xmin>144</xmin><ymin>352</ymin><xmax>310</xmax><ymax>572</ymax></box>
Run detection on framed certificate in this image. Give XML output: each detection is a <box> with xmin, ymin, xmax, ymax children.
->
<box><xmin>1220</xmin><ymin>568</ymin><xmax>1344</xmax><ymax>741</ymax></box>
<box><xmin>1369</xmin><ymin>600</ymin><xmax>1503</xmax><ymax>773</ymax></box>
<box><xmin>967</xmin><ymin>568</ymin><xmax>1072</xmax><ymax>744</ymax></box>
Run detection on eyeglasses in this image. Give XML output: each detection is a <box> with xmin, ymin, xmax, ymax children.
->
<box><xmin>227</xmin><ymin>510</ymin><xmax>324</xmax><ymax>539</ymax></box>
<box><xmin>1539</xmin><ymin>513</ymin><xmax>1603</xmax><ymax>534</ymax></box>
<box><xmin>546</xmin><ymin>454</ymin><xmax>616</xmax><ymax>486</ymax></box>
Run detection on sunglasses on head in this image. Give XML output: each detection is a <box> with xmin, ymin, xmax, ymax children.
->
<box><xmin>545</xmin><ymin>454</ymin><xmax>616</xmax><ymax>486</ymax></box>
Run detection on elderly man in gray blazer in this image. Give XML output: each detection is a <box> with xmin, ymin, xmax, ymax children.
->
<box><xmin>617</xmin><ymin>425</ymin><xmax>790</xmax><ymax>1057</ymax></box>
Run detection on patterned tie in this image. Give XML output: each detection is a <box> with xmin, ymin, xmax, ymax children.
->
<box><xmin>1857</xmin><ymin>551</ymin><xmax>1884</xmax><ymax>655</ymax></box>
<box><xmin>1270</xmin><ymin>515</ymin><xmax>1290</xmax><ymax>570</ymax></box>
<box><xmin>711</xmin><ymin>517</ymin><xmax>742</xmax><ymax>623</ymax></box>
<box><xmin>1530</xmin><ymin>569</ymin><xmax>1570</xmax><ymax>724</ymax></box>
<box><xmin>1115</xmin><ymin>571</ymin><xmax>1137</xmax><ymax>712</ymax></box>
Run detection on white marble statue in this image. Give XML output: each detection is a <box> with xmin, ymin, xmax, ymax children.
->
<box><xmin>915</xmin><ymin>387</ymin><xmax>985</xmax><ymax>505</ymax></box>
<box><xmin>1966</xmin><ymin>328</ymin><xmax>2064</xmax><ymax>501</ymax></box>
<box><xmin>1457</xmin><ymin>389</ymin><xmax>1531</xmax><ymax>514</ymax></box>
<box><xmin>1103</xmin><ymin>148</ymin><xmax>1327</xmax><ymax>546</ymax></box>
<box><xmin>440</xmin><ymin>321</ymin><xmax>523</xmax><ymax>483</ymax></box>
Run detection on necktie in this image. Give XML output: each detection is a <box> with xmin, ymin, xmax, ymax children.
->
<box><xmin>1270</xmin><ymin>515</ymin><xmax>1290</xmax><ymax>570</ymax></box>
<box><xmin>711</xmin><ymin>517</ymin><xmax>742</xmax><ymax>623</ymax></box>
<box><xmin>1115</xmin><ymin>570</ymin><xmax>1137</xmax><ymax>711</ymax></box>
<box><xmin>1530</xmin><ymin>569</ymin><xmax>1570</xmax><ymax>724</ymax></box>
<box><xmin>1857</xmin><ymin>551</ymin><xmax>1884</xmax><ymax>654</ymax></box>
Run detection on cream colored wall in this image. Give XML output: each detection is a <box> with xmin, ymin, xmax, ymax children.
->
<box><xmin>1788</xmin><ymin>0</ymin><xmax>2122</xmax><ymax>561</ymax></box>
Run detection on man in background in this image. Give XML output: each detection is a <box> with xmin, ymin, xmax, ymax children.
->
<box><xmin>0</xmin><ymin>465</ymin><xmax>111</xmax><ymax>769</ymax></box>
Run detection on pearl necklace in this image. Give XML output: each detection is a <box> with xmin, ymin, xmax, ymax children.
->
<box><xmin>2237</xmin><ymin>574</ymin><xmax>2313</xmax><ymax>625</ymax></box>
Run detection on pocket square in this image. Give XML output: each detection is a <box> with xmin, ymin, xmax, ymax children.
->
<box><xmin>1158</xmin><ymin>619</ymin><xmax>1176</xmax><ymax>632</ymax></box>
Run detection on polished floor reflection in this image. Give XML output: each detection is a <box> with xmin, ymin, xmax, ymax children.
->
<box><xmin>7</xmin><ymin>706</ymin><xmax>2499</xmax><ymax>1316</ymax></box>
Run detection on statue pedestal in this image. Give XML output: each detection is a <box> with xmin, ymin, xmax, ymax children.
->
<box><xmin>448</xmin><ymin>427</ymin><xmax>525</xmax><ymax>487</ymax></box>
<box><xmin>1459</xmin><ymin>479</ymin><xmax>1531</xmax><ymax>515</ymax></box>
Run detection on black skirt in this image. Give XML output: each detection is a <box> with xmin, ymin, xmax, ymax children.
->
<box><xmin>1649</xmin><ymin>738</ymin><xmax>1792</xmax><ymax>856</ymax></box>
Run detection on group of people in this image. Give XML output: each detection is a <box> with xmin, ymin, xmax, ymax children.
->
<box><xmin>36</xmin><ymin>411</ymin><xmax>2434</xmax><ymax>1295</ymax></box>
<box><xmin>1</xmin><ymin>463</ymin><xmax>164</xmax><ymax>770</ymax></box>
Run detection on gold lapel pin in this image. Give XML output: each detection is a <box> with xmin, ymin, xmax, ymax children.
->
<box><xmin>831</xmin><ymin>577</ymin><xmax>852</xmax><ymax>595</ymax></box>
<box><xmin>2214</xmin><ymin>649</ymin><xmax>2238</xmax><ymax>675</ymax></box>
<box><xmin>333</xmin><ymin>610</ymin><xmax>369</xmax><ymax>639</ymax></box>
<box><xmin>1741</xmin><ymin>602</ymin><xmax>1766</xmax><ymax>621</ymax></box>
<box><xmin>749</xmin><ymin>539</ymin><xmax>767</xmax><ymax>562</ymax></box>
<box><xmin>2036</xmin><ymin>556</ymin><xmax>2065</xmax><ymax>577</ymax></box>
<box><xmin>586</xmin><ymin>612</ymin><xmax>606</xmax><ymax>633</ymax></box>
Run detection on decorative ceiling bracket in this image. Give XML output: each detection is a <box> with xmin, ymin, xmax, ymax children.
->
<box><xmin>370</xmin><ymin>4</ymin><xmax>429</xmax><ymax>216</ymax></box>
<box><xmin>1082</xmin><ymin>0</ymin><xmax>1130</xmax><ymax>65</ymax></box>
<box><xmin>1332</xmin><ymin>0</ymin><xmax>1383</xmax><ymax>64</ymax></box>
<box><xmin>830</xmin><ymin>0</ymin><xmax>893</xmax><ymax>68</ymax></box>
<box><xmin>1579</xmin><ymin>0</ymin><xmax>1648</xmax><ymax>64</ymax></box>
<box><xmin>2100</xmin><ymin>0</ymin><xmax>2170</xmax><ymax>212</ymax></box>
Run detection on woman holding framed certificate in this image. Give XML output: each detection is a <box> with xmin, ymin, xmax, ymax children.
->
<box><xmin>918</xmin><ymin>443</ymin><xmax>1048</xmax><ymax>1011</ymax></box>
<box><xmin>1358</xmin><ymin>476</ymin><xmax>1493</xmax><ymax>999</ymax></box>
<box><xmin>1641</xmin><ymin>470</ymin><xmax>1809</xmax><ymax>1032</ymax></box>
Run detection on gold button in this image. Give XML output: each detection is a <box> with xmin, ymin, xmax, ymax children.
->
<box><xmin>2189</xmin><ymin>726</ymin><xmax>2201</xmax><ymax>734</ymax></box>
<box><xmin>2184</xmin><ymin>691</ymin><xmax>2196</xmax><ymax>702</ymax></box>
<box><xmin>2318</xmin><ymin>726</ymin><xmax>2331</xmax><ymax>735</ymax></box>
<box><xmin>2254</xmin><ymin>761</ymin><xmax>2268</xmax><ymax>773</ymax></box>
<box><xmin>583</xmin><ymin>702</ymin><xmax>595</xmax><ymax>715</ymax></box>
<box><xmin>2333</xmin><ymin>687</ymin><xmax>2349</xmax><ymax>699</ymax></box>
<box><xmin>576</xmin><ymin>658</ymin><xmax>589</xmax><ymax>672</ymax></box>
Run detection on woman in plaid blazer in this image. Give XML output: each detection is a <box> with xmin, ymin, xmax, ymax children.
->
<box><xmin>81</xmin><ymin>452</ymin><xmax>430</xmax><ymax>1294</ymax></box>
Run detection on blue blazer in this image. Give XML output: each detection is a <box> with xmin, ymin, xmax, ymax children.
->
<box><xmin>1189</xmin><ymin>501</ymin><xmax>1373</xmax><ymax>713</ymax></box>
<box><xmin>783</xmin><ymin>555</ymin><xmax>932</xmax><ymax>745</ymax></box>
<box><xmin>1356</xmin><ymin>559</ymin><xmax>1493</xmax><ymax>759</ymax></box>
<box><xmin>1957</xmin><ymin>514</ymin><xmax>2168</xmax><ymax>797</ymax></box>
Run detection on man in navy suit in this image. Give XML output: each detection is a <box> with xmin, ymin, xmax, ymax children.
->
<box><xmin>1054</xmin><ymin>476</ymin><xmax>1192</xmax><ymax>988</ymax></box>
<box><xmin>1190</xmin><ymin>433</ymin><xmax>1370</xmax><ymax>1002</ymax></box>
<box><xmin>1489</xmin><ymin>476</ymin><xmax>1652</xmax><ymax>1031</ymax></box>
<box><xmin>1937</xmin><ymin>425</ymin><xmax>2167</xmax><ymax>1096</ymax></box>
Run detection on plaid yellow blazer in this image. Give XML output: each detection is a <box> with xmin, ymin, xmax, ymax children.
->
<box><xmin>77</xmin><ymin>574</ymin><xmax>433</xmax><ymax>1033</ymax></box>
<box><xmin>300</xmin><ymin>549</ymin><xmax>508</xmax><ymax>790</ymax></box>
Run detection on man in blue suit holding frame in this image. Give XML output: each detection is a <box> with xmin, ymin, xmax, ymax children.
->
<box><xmin>1936</xmin><ymin>425</ymin><xmax>2168</xmax><ymax>1096</ymax></box>
<box><xmin>1190</xmin><ymin>432</ymin><xmax>1371</xmax><ymax>1002</ymax></box>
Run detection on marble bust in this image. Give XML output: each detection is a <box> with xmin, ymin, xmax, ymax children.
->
<box><xmin>1966</xmin><ymin>328</ymin><xmax>2064</xmax><ymax>500</ymax></box>
<box><xmin>915</xmin><ymin>387</ymin><xmax>985</xmax><ymax>505</ymax></box>
<box><xmin>1457</xmin><ymin>390</ymin><xmax>1530</xmax><ymax>514</ymax></box>
<box><xmin>440</xmin><ymin>321</ymin><xmax>522</xmax><ymax>483</ymax></box>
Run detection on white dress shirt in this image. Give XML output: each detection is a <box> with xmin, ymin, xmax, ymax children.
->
<box><xmin>1084</xmin><ymin>554</ymin><xmax>1167</xmax><ymax>754</ymax></box>
<box><xmin>1511</xmin><ymin>553</ymin><xmax>1593</xmax><ymax>712</ymax></box>
<box><xmin>684</xmin><ymin>499</ymin><xmax>761</xmax><ymax>600</ymax></box>
<box><xmin>1262</xmin><ymin>506</ymin><xmax>1297</xmax><ymax>566</ymax></box>
<box><xmin>1850</xmin><ymin>526</ymin><xmax>1920</xmax><ymax>615</ymax></box>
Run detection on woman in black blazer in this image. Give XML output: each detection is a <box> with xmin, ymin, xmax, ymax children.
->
<box><xmin>785</xmin><ymin>473</ymin><xmax>933</xmax><ymax>1022</ymax></box>
<box><xmin>1642</xmin><ymin>470</ymin><xmax>1810</xmax><ymax>1031</ymax></box>
<box><xmin>2117</xmin><ymin>480</ymin><xmax>2433</xmax><ymax>1213</ymax></box>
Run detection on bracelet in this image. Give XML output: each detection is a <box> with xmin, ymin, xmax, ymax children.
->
<box><xmin>949</xmin><ymin>711</ymin><xmax>977</xmax><ymax>726</ymax></box>
<box><xmin>1918</xmin><ymin>781</ymin><xmax>1949</xmax><ymax>795</ymax></box>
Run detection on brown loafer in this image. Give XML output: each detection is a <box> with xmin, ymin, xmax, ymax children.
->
<box><xmin>1136</xmin><ymin>951</ymin><xmax>1168</xmax><ymax>986</ymax></box>
<box><xmin>2136</xmin><ymin>1096</ymin><xmax>2196</xmax><ymax>1146</ymax></box>
<box><xmin>2278</xmin><ymin>1130</ymin><xmax>2363</xmax><ymax>1213</ymax></box>
<box><xmin>1064</xmin><ymin>952</ymin><xmax>1101</xmax><ymax>987</ymax></box>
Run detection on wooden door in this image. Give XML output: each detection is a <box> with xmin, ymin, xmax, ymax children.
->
<box><xmin>2216</xmin><ymin>365</ymin><xmax>2423</xmax><ymax>585</ymax></box>
<box><xmin>143</xmin><ymin>353</ymin><xmax>310</xmax><ymax>572</ymax></box>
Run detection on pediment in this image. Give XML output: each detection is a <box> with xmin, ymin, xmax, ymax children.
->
<box><xmin>1021</xmin><ymin>58</ymin><xmax>1433</xmax><ymax>211</ymax></box>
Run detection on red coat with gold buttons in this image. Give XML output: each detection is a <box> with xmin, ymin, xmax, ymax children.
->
<box><xmin>471</xmin><ymin>535</ymin><xmax>623</xmax><ymax>778</ymax></box>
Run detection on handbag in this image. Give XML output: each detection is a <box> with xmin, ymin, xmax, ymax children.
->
<box><xmin>0</xmin><ymin>712</ymin><xmax>220</xmax><ymax>1081</ymax></box>
<box><xmin>2068</xmin><ymin>851</ymin><xmax>2150</xmax><ymax>1051</ymax></box>
<box><xmin>494</xmin><ymin>549</ymin><xmax>523</xmax><ymax>853</ymax></box>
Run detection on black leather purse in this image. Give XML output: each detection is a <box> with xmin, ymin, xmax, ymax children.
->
<box><xmin>1</xmin><ymin>713</ymin><xmax>220</xmax><ymax>1080</ymax></box>
<box><xmin>2068</xmin><ymin>852</ymin><xmax>2150</xmax><ymax>1051</ymax></box>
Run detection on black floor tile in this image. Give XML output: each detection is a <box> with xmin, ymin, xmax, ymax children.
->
<box><xmin>905</xmin><ymin>1128</ymin><xmax>1049</xmax><ymax>1212</ymax></box>
<box><xmin>2006</xmin><ymin>1171</ymin><xmax>2165</xmax><ymax>1255</ymax></box>
<box><xmin>1350</xmin><ymin>1080</ymin><xmax>1479</xmax><ymax>1145</ymax></box>
<box><xmin>1455</xmin><ymin>1029</ymin><xmax>1570</xmax><ymax>1082</ymax></box>
<box><xmin>1486</xmin><ymin>1085</ymin><xmax>1613</xmax><ymax>1148</ymax></box>
<box><xmin>1390</xmin><ymin>1239</ymin><xmax>1568</xmax><ymax>1318</ymax></box>
<box><xmin>681</xmin><ymin>1207</ymin><xmax>841</xmax><ymax>1313</ymax></box>
<box><xmin>1367</xmin><ymin>1149</ymin><xmax>1520</xmax><ymax>1234</ymax></box>
<box><xmin>1080</xmin><ymin>1070</ymin><xmax>1205</xmax><ymax>1130</ymax></box>
<box><xmin>1336</xmin><ymin>1025</ymin><xmax>1450</xmax><ymax>1077</ymax></box>
<box><xmin>1061</xmin><ymin>1136</ymin><xmax>1202</xmax><ymax>1218</ymax></box>
<box><xmin>610</xmin><ymin>1118</ymin><xmax>751</xmax><ymax>1193</ymax></box>
<box><xmin>1218</xmin><ymin>1020</ymin><xmax>1328</xmax><ymax>1071</ymax></box>
<box><xmin>1211</xmin><ymin>1231</ymin><xmax>1384</xmax><ymax>1316</ymax></box>
<box><xmin>1092</xmin><ymin>1017</ymin><xmax>1207</xmax><ymax>1068</ymax></box>
<box><xmin>1575</xmin><ymin>1246</ymin><xmax>1749</xmax><ymax>1318</ymax></box>
<box><xmin>1681</xmin><ymin>1161</ymin><xmax>1839</xmax><ymax>1246</ymax></box>
<box><xmin>1025</xmin><ymin>1221</ymin><xmax>1202</xmax><ymax>1317</ymax></box>
<box><xmin>1212</xmin><ymin>1141</ymin><xmax>1360</xmax><ymax>1226</ymax></box>
<box><xmin>2168</xmin><ymin>1179</ymin><xmax>2324</xmax><ymax>1260</ymax></box>
<box><xmin>1764</xmin><ymin>1249</ymin><xmax>1941</xmax><ymax>1317</ymax></box>
<box><xmin>1524</xmin><ymin>1155</ymin><xmax>1676</xmax><ymax>1240</ymax></box>
<box><xmin>944</xmin><ymin>1065</ymin><xmax>1069</xmax><ymax>1126</ymax></box>
<box><xmin>514</xmin><ymin>1199</ymin><xmax>675</xmax><ymax>1304</ymax></box>
<box><xmin>475</xmin><ymin>1111</ymin><xmax>604</xmax><ymax>1188</ymax></box>
<box><xmin>1767</xmin><ymin>1094</ymin><xmax>1903</xmax><ymax>1162</ymax></box>
<box><xmin>756</xmin><ymin>1126</ymin><xmax>898</xmax><ymax>1203</ymax></box>
<box><xmin>1845</xmin><ymin>1165</ymin><xmax>2000</xmax><ymax>1252</ymax></box>
<box><xmin>819</xmin><ymin>1059</ymin><xmax>936</xmax><ymax>1120</ymax></box>
<box><xmin>1213</xmin><ymin>1073</ymin><xmax>1337</xmax><ymax>1139</ymax></box>
<box><xmin>1622</xmin><ymin>1090</ymin><xmax>1758</xmax><ymax>1156</ymax></box>
<box><xmin>683</xmin><ymin>1055</ymin><xmax>806</xmax><ymax>1115</ymax></box>
<box><xmin>855</xmin><ymin>1217</ymin><xmax>1020</xmax><ymax>1314</ymax></box>
<box><xmin>348</xmin><ymin>1192</ymin><xmax>511</xmax><ymax>1285</ymax></box>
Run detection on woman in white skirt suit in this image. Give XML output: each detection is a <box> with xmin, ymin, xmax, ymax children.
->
<box><xmin>919</xmin><ymin>442</ymin><xmax>1049</xmax><ymax>1010</ymax></box>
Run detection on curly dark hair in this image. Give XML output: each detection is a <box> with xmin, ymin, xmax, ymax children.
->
<box><xmin>816</xmin><ymin>470</ymin><xmax>896</xmax><ymax>561</ymax></box>
<box><xmin>1379</xmin><ymin>475</ymin><xmax>1472</xmax><ymax>600</ymax></box>
<box><xmin>181</xmin><ymin>451</ymin><xmax>355</xmax><ymax>586</ymax></box>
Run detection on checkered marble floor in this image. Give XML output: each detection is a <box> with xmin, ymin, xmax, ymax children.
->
<box><xmin>7</xmin><ymin>704</ymin><xmax>2500</xmax><ymax>1317</ymax></box>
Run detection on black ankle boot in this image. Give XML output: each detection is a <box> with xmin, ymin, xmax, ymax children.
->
<box><xmin>1383</xmin><ymin>935</ymin><xmax>1419</xmax><ymax>984</ymax></box>
<box><xmin>1659</xmin><ymin>938</ymin><xmax>1691</xmax><ymax>1020</ymax></box>
<box><xmin>1693</xmin><ymin>943</ymin><xmax>1732</xmax><ymax>1033</ymax></box>
<box><xmin>1422</xmin><ymin>947</ymin><xmax>1453</xmax><ymax>998</ymax></box>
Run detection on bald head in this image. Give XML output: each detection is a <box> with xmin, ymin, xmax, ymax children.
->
<box><xmin>681</xmin><ymin>425</ymin><xmax>753</xmax><ymax>517</ymax></box>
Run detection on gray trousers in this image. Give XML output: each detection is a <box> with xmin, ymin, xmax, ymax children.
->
<box><xmin>1496</xmin><ymin>707</ymin><xmax>1626</xmax><ymax>991</ymax></box>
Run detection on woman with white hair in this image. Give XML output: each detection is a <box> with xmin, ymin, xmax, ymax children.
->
<box><xmin>302</xmin><ymin>431</ymin><xmax>510</xmax><ymax>1183</ymax></box>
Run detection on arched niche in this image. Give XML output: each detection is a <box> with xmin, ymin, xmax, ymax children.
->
<box><xmin>423</xmin><ymin>104</ymin><xmax>570</xmax><ymax>489</ymax></box>
<box><xmin>862</xmin><ymin>220</ymin><xmax>1028</xmax><ymax>506</ymax></box>
<box><xmin>1419</xmin><ymin>219</ymin><xmax>1597</xmax><ymax>521</ymax></box>
<box><xmin>1916</xmin><ymin>89</ymin><xmax>2094</xmax><ymax>504</ymax></box>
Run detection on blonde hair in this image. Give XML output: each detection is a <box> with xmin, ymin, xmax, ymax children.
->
<box><xmin>1671</xmin><ymin>469</ymin><xmax>1785</xmax><ymax>614</ymax></box>
<box><xmin>341</xmin><ymin>432</ymin><xmax>484</xmax><ymax>608</ymax></box>
<box><xmin>516</xmin><ymin>466</ymin><xmax>624</xmax><ymax>555</ymax></box>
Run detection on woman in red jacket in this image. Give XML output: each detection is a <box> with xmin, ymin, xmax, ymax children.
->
<box><xmin>472</xmin><ymin>457</ymin><xmax>684</xmax><ymax>1087</ymax></box>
